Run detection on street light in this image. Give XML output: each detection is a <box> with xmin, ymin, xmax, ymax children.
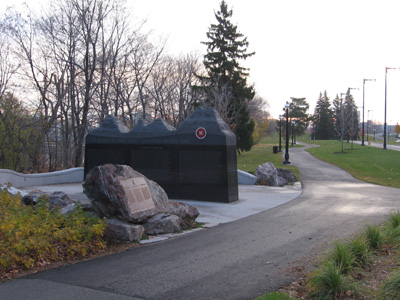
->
<box><xmin>361</xmin><ymin>79</ymin><xmax>376</xmax><ymax>146</ymax></box>
<box><xmin>283</xmin><ymin>101</ymin><xmax>291</xmax><ymax>164</ymax></box>
<box><xmin>384</xmin><ymin>67</ymin><xmax>400</xmax><ymax>150</ymax></box>
<box><xmin>278</xmin><ymin>115</ymin><xmax>283</xmax><ymax>152</ymax></box>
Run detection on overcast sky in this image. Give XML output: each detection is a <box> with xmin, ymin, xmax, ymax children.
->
<box><xmin>2</xmin><ymin>0</ymin><xmax>400</xmax><ymax>124</ymax></box>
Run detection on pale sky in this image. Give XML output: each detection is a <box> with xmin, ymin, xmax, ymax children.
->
<box><xmin>2</xmin><ymin>0</ymin><xmax>400</xmax><ymax>125</ymax></box>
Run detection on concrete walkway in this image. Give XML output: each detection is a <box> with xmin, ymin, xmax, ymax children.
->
<box><xmin>2</xmin><ymin>144</ymin><xmax>400</xmax><ymax>300</ymax></box>
<box><xmin>354</xmin><ymin>140</ymin><xmax>400</xmax><ymax>151</ymax></box>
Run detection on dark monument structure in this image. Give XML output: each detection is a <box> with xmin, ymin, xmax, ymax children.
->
<box><xmin>84</xmin><ymin>107</ymin><xmax>238</xmax><ymax>203</ymax></box>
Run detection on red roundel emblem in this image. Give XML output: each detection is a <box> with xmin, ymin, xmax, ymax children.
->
<box><xmin>195</xmin><ymin>127</ymin><xmax>207</xmax><ymax>139</ymax></box>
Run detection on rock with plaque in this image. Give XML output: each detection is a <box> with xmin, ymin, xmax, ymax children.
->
<box><xmin>119</xmin><ymin>177</ymin><xmax>155</xmax><ymax>213</ymax></box>
<box><xmin>84</xmin><ymin>107</ymin><xmax>238</xmax><ymax>203</ymax></box>
<box><xmin>83</xmin><ymin>164</ymin><xmax>199</xmax><ymax>236</ymax></box>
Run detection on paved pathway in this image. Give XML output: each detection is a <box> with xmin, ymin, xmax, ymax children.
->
<box><xmin>2</xmin><ymin>144</ymin><xmax>400</xmax><ymax>300</ymax></box>
<box><xmin>355</xmin><ymin>140</ymin><xmax>400</xmax><ymax>151</ymax></box>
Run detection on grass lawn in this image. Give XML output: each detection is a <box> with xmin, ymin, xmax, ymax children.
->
<box><xmin>237</xmin><ymin>136</ymin><xmax>300</xmax><ymax>179</ymax></box>
<box><xmin>305</xmin><ymin>139</ymin><xmax>400</xmax><ymax>188</ymax></box>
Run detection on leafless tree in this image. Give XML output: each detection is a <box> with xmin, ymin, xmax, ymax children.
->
<box><xmin>0</xmin><ymin>22</ymin><xmax>20</xmax><ymax>97</ymax></box>
<box><xmin>200</xmin><ymin>76</ymin><xmax>242</xmax><ymax>129</ymax></box>
<box><xmin>148</xmin><ymin>53</ymin><xmax>202</xmax><ymax>127</ymax></box>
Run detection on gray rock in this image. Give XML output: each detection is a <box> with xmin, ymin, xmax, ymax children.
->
<box><xmin>166</xmin><ymin>201</ymin><xmax>199</xmax><ymax>229</ymax></box>
<box><xmin>21</xmin><ymin>190</ymin><xmax>46</xmax><ymax>205</ymax></box>
<box><xmin>21</xmin><ymin>190</ymin><xmax>73</xmax><ymax>208</ymax></box>
<box><xmin>277</xmin><ymin>168</ymin><xmax>298</xmax><ymax>183</ymax></box>
<box><xmin>143</xmin><ymin>214</ymin><xmax>183</xmax><ymax>235</ymax></box>
<box><xmin>60</xmin><ymin>203</ymin><xmax>78</xmax><ymax>215</ymax></box>
<box><xmin>256</xmin><ymin>162</ymin><xmax>288</xmax><ymax>187</ymax></box>
<box><xmin>104</xmin><ymin>218</ymin><xmax>144</xmax><ymax>242</ymax></box>
<box><xmin>49</xmin><ymin>191</ymin><xmax>74</xmax><ymax>208</ymax></box>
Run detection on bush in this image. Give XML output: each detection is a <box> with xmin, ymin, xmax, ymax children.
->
<box><xmin>328</xmin><ymin>242</ymin><xmax>354</xmax><ymax>275</ymax></box>
<box><xmin>365</xmin><ymin>224</ymin><xmax>383</xmax><ymax>250</ymax></box>
<box><xmin>390</xmin><ymin>211</ymin><xmax>400</xmax><ymax>228</ymax></box>
<box><xmin>308</xmin><ymin>261</ymin><xmax>350</xmax><ymax>299</ymax></box>
<box><xmin>348</xmin><ymin>236</ymin><xmax>371</xmax><ymax>268</ymax></box>
<box><xmin>0</xmin><ymin>189</ymin><xmax>106</xmax><ymax>272</ymax></box>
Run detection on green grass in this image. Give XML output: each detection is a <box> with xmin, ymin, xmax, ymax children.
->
<box><xmin>380</xmin><ymin>270</ymin><xmax>400</xmax><ymax>299</ymax></box>
<box><xmin>305</xmin><ymin>140</ymin><xmax>400</xmax><ymax>187</ymax></box>
<box><xmin>254</xmin><ymin>292</ymin><xmax>296</xmax><ymax>300</ymax></box>
<box><xmin>237</xmin><ymin>136</ymin><xmax>300</xmax><ymax>179</ymax></box>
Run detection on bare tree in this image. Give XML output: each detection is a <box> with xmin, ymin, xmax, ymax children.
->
<box><xmin>149</xmin><ymin>53</ymin><xmax>202</xmax><ymax>127</ymax></box>
<box><xmin>0</xmin><ymin>22</ymin><xmax>20</xmax><ymax>97</ymax></box>
<box><xmin>200</xmin><ymin>76</ymin><xmax>242</xmax><ymax>129</ymax></box>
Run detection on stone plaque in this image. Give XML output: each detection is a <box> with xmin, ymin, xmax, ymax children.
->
<box><xmin>120</xmin><ymin>177</ymin><xmax>155</xmax><ymax>213</ymax></box>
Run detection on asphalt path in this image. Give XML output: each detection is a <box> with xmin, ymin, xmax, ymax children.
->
<box><xmin>6</xmin><ymin>144</ymin><xmax>400</xmax><ymax>300</ymax></box>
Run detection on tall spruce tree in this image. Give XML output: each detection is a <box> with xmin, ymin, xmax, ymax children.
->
<box><xmin>313</xmin><ymin>91</ymin><xmax>335</xmax><ymax>139</ymax></box>
<box><xmin>288</xmin><ymin>97</ymin><xmax>310</xmax><ymax>137</ymax></box>
<box><xmin>200</xmin><ymin>0</ymin><xmax>256</xmax><ymax>153</ymax></box>
<box><xmin>343</xmin><ymin>90</ymin><xmax>359</xmax><ymax>142</ymax></box>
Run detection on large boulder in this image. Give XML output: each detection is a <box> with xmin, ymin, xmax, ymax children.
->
<box><xmin>103</xmin><ymin>219</ymin><xmax>144</xmax><ymax>243</ymax></box>
<box><xmin>166</xmin><ymin>201</ymin><xmax>199</xmax><ymax>229</ymax></box>
<box><xmin>256</xmin><ymin>162</ymin><xmax>297</xmax><ymax>186</ymax></box>
<box><xmin>143</xmin><ymin>214</ymin><xmax>183</xmax><ymax>235</ymax></box>
<box><xmin>21</xmin><ymin>190</ymin><xmax>74</xmax><ymax>208</ymax></box>
<box><xmin>277</xmin><ymin>168</ymin><xmax>298</xmax><ymax>183</ymax></box>
<box><xmin>83</xmin><ymin>164</ymin><xmax>199</xmax><ymax>227</ymax></box>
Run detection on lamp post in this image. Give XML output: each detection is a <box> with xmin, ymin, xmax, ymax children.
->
<box><xmin>384</xmin><ymin>67</ymin><xmax>400</xmax><ymax>150</ymax></box>
<box><xmin>278</xmin><ymin>115</ymin><xmax>283</xmax><ymax>152</ymax></box>
<box><xmin>361</xmin><ymin>79</ymin><xmax>376</xmax><ymax>146</ymax></box>
<box><xmin>283</xmin><ymin>101</ymin><xmax>291</xmax><ymax>164</ymax></box>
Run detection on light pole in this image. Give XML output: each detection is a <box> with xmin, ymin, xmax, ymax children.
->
<box><xmin>384</xmin><ymin>67</ymin><xmax>400</xmax><ymax>150</ymax></box>
<box><xmin>278</xmin><ymin>115</ymin><xmax>283</xmax><ymax>152</ymax></box>
<box><xmin>362</xmin><ymin>79</ymin><xmax>376</xmax><ymax>146</ymax></box>
<box><xmin>283</xmin><ymin>101</ymin><xmax>291</xmax><ymax>164</ymax></box>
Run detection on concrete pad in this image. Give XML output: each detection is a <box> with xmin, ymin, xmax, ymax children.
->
<box><xmin>176</xmin><ymin>182</ymin><xmax>302</xmax><ymax>226</ymax></box>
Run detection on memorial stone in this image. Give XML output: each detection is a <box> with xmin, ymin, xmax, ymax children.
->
<box><xmin>85</xmin><ymin>108</ymin><xmax>238</xmax><ymax>203</ymax></box>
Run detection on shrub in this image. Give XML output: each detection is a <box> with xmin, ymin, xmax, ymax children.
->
<box><xmin>308</xmin><ymin>261</ymin><xmax>350</xmax><ymax>299</ymax></box>
<box><xmin>365</xmin><ymin>224</ymin><xmax>383</xmax><ymax>250</ymax></box>
<box><xmin>0</xmin><ymin>189</ymin><xmax>106</xmax><ymax>272</ymax></box>
<box><xmin>348</xmin><ymin>236</ymin><xmax>371</xmax><ymax>268</ymax></box>
<box><xmin>328</xmin><ymin>241</ymin><xmax>354</xmax><ymax>275</ymax></box>
<box><xmin>390</xmin><ymin>211</ymin><xmax>400</xmax><ymax>228</ymax></box>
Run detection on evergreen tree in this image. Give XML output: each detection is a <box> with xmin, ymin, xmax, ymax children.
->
<box><xmin>288</xmin><ymin>97</ymin><xmax>310</xmax><ymax>137</ymax></box>
<box><xmin>343</xmin><ymin>89</ymin><xmax>359</xmax><ymax>142</ymax></box>
<box><xmin>199</xmin><ymin>0</ymin><xmax>256</xmax><ymax>153</ymax></box>
<box><xmin>313</xmin><ymin>91</ymin><xmax>335</xmax><ymax>139</ymax></box>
